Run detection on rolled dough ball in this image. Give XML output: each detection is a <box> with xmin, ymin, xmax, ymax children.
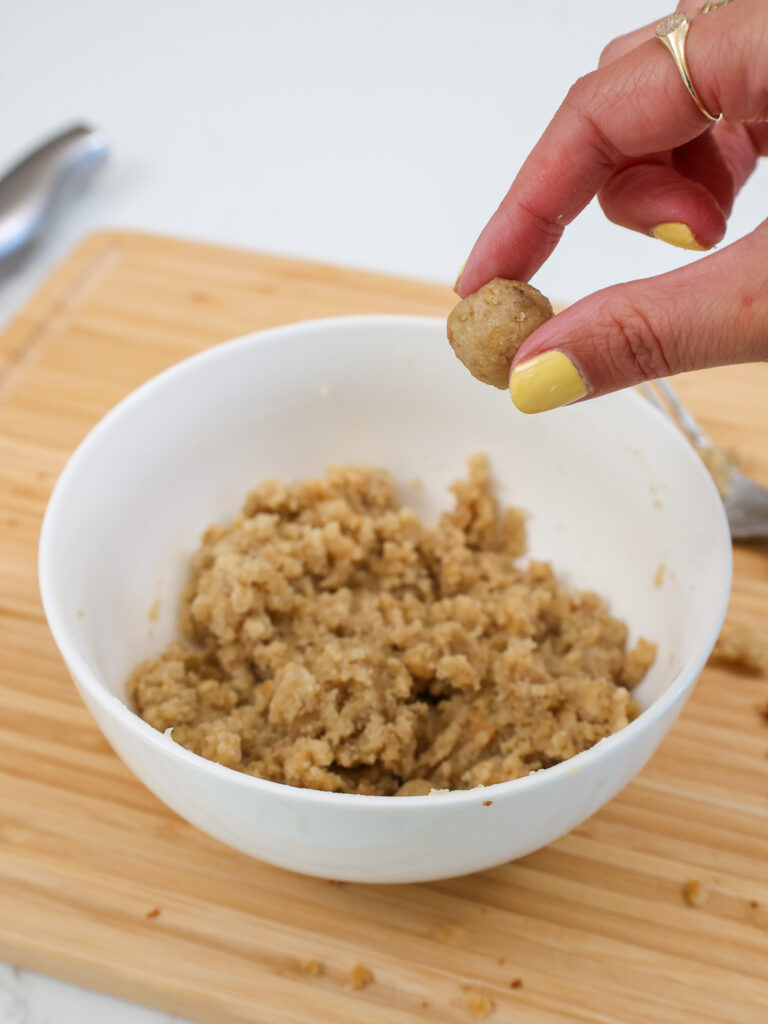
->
<box><xmin>447</xmin><ymin>278</ymin><xmax>554</xmax><ymax>389</ymax></box>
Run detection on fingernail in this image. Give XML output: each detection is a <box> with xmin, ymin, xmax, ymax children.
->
<box><xmin>453</xmin><ymin>261</ymin><xmax>467</xmax><ymax>293</ymax></box>
<box><xmin>509</xmin><ymin>350</ymin><xmax>588</xmax><ymax>414</ymax></box>
<box><xmin>650</xmin><ymin>222</ymin><xmax>710</xmax><ymax>251</ymax></box>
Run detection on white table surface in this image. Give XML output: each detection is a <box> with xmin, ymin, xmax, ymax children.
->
<box><xmin>2</xmin><ymin>2</ymin><xmax>765</xmax><ymax>1021</ymax></box>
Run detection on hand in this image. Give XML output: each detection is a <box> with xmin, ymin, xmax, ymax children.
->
<box><xmin>456</xmin><ymin>0</ymin><xmax>768</xmax><ymax>413</ymax></box>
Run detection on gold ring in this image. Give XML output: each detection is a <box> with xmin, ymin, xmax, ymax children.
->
<box><xmin>700</xmin><ymin>0</ymin><xmax>734</xmax><ymax>13</ymax></box>
<box><xmin>655</xmin><ymin>13</ymin><xmax>718</xmax><ymax>122</ymax></box>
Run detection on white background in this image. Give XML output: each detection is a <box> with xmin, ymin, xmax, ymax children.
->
<box><xmin>2</xmin><ymin>1</ymin><xmax>765</xmax><ymax>1021</ymax></box>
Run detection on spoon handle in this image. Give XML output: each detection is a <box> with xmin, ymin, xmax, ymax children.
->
<box><xmin>0</xmin><ymin>124</ymin><xmax>109</xmax><ymax>266</ymax></box>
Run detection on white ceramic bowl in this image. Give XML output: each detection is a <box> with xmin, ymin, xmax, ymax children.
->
<box><xmin>39</xmin><ymin>315</ymin><xmax>731</xmax><ymax>883</ymax></box>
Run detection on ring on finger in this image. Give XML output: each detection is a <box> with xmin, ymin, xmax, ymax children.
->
<box><xmin>655</xmin><ymin>12</ymin><xmax>719</xmax><ymax>122</ymax></box>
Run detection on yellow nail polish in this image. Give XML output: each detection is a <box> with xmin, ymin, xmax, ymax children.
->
<box><xmin>453</xmin><ymin>260</ymin><xmax>467</xmax><ymax>292</ymax></box>
<box><xmin>650</xmin><ymin>222</ymin><xmax>709</xmax><ymax>251</ymax></box>
<box><xmin>509</xmin><ymin>350</ymin><xmax>587</xmax><ymax>414</ymax></box>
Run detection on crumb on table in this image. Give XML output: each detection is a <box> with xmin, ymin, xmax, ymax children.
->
<box><xmin>683</xmin><ymin>879</ymin><xmax>709</xmax><ymax>907</ymax></box>
<box><xmin>146</xmin><ymin>907</ymin><xmax>161</xmax><ymax>919</ymax></box>
<box><xmin>510</xmin><ymin>978</ymin><xmax>523</xmax><ymax>989</ymax></box>
<box><xmin>300</xmin><ymin>958</ymin><xmax>323</xmax><ymax>976</ymax></box>
<box><xmin>347</xmin><ymin>963</ymin><xmax>373</xmax><ymax>990</ymax></box>
<box><xmin>709</xmin><ymin>626</ymin><xmax>768</xmax><ymax>674</ymax></box>
<box><xmin>463</xmin><ymin>990</ymin><xmax>495</xmax><ymax>1018</ymax></box>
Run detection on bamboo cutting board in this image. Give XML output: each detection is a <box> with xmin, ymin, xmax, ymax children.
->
<box><xmin>1</xmin><ymin>231</ymin><xmax>767</xmax><ymax>1024</ymax></box>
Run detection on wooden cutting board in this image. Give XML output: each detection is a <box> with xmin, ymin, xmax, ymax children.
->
<box><xmin>1</xmin><ymin>231</ymin><xmax>767</xmax><ymax>1024</ymax></box>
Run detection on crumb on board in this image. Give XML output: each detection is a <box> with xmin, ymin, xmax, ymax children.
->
<box><xmin>347</xmin><ymin>963</ymin><xmax>373</xmax><ymax>990</ymax></box>
<box><xmin>510</xmin><ymin>978</ymin><xmax>523</xmax><ymax>989</ymax></box>
<box><xmin>300</xmin><ymin>958</ymin><xmax>323</xmax><ymax>976</ymax></box>
<box><xmin>653</xmin><ymin>564</ymin><xmax>666</xmax><ymax>588</ymax></box>
<box><xmin>146</xmin><ymin>907</ymin><xmax>161</xmax><ymax>919</ymax></box>
<box><xmin>683</xmin><ymin>879</ymin><xmax>709</xmax><ymax>907</ymax></box>
<box><xmin>709</xmin><ymin>626</ymin><xmax>768</xmax><ymax>674</ymax></box>
<box><xmin>148</xmin><ymin>597</ymin><xmax>160</xmax><ymax>622</ymax></box>
<box><xmin>496</xmin><ymin>957</ymin><xmax>505</xmax><ymax>965</ymax></box>
<box><xmin>463</xmin><ymin>990</ymin><xmax>495</xmax><ymax>1018</ymax></box>
<box><xmin>421</xmin><ymin>1000</ymin><xmax>429</xmax><ymax>1008</ymax></box>
<box><xmin>749</xmin><ymin>899</ymin><xmax>760</xmax><ymax>910</ymax></box>
<box><xmin>483</xmin><ymin>800</ymin><xmax>493</xmax><ymax>806</ymax></box>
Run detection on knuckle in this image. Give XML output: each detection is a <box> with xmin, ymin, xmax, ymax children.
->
<box><xmin>596</xmin><ymin>300</ymin><xmax>674</xmax><ymax>383</ymax></box>
<box><xmin>561</xmin><ymin>76</ymin><xmax>621</xmax><ymax>166</ymax></box>
<box><xmin>598</xmin><ymin>39</ymin><xmax>621</xmax><ymax>68</ymax></box>
<box><xmin>513</xmin><ymin>196</ymin><xmax>565</xmax><ymax>249</ymax></box>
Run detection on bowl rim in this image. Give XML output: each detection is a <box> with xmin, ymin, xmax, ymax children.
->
<box><xmin>38</xmin><ymin>313</ymin><xmax>733</xmax><ymax>809</ymax></box>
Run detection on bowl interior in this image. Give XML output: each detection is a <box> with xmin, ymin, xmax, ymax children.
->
<box><xmin>41</xmin><ymin>316</ymin><xmax>731</xmax><ymax>722</ymax></box>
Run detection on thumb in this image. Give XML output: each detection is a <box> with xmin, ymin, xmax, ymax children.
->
<box><xmin>508</xmin><ymin>223</ymin><xmax>768</xmax><ymax>413</ymax></box>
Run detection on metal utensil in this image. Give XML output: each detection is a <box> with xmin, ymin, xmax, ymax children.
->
<box><xmin>0</xmin><ymin>123</ymin><xmax>109</xmax><ymax>268</ymax></box>
<box><xmin>641</xmin><ymin>377</ymin><xmax>768</xmax><ymax>541</ymax></box>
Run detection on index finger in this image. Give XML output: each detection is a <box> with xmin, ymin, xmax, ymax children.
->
<box><xmin>456</xmin><ymin>6</ymin><xmax>749</xmax><ymax>296</ymax></box>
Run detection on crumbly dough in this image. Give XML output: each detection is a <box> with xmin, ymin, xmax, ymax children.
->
<box><xmin>128</xmin><ymin>455</ymin><xmax>655</xmax><ymax>795</ymax></box>
<box><xmin>447</xmin><ymin>278</ymin><xmax>553</xmax><ymax>388</ymax></box>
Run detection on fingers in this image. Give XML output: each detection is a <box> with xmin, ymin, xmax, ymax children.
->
<box><xmin>506</xmin><ymin>223</ymin><xmax>768</xmax><ymax>413</ymax></box>
<box><xmin>713</xmin><ymin>120</ymin><xmax>765</xmax><ymax>193</ymax></box>
<box><xmin>598</xmin><ymin>132</ymin><xmax>734</xmax><ymax>248</ymax></box>
<box><xmin>597</xmin><ymin>155</ymin><xmax>727</xmax><ymax>249</ymax></box>
<box><xmin>456</xmin><ymin>0</ymin><xmax>767</xmax><ymax>296</ymax></box>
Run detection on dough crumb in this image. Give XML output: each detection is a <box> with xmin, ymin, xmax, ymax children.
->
<box><xmin>709</xmin><ymin>626</ymin><xmax>768</xmax><ymax>674</ymax></box>
<box><xmin>128</xmin><ymin>456</ymin><xmax>654</xmax><ymax>794</ymax></box>
<box><xmin>699</xmin><ymin>443</ymin><xmax>741</xmax><ymax>497</ymax></box>
<box><xmin>683</xmin><ymin>879</ymin><xmax>709</xmax><ymax>907</ymax></box>
<box><xmin>463</xmin><ymin>990</ymin><xmax>494</xmax><ymax>1018</ymax></box>
<box><xmin>300</xmin><ymin>958</ymin><xmax>323</xmax><ymax>976</ymax></box>
<box><xmin>447</xmin><ymin>279</ymin><xmax>553</xmax><ymax>389</ymax></box>
<box><xmin>347</xmin><ymin>963</ymin><xmax>373</xmax><ymax>990</ymax></box>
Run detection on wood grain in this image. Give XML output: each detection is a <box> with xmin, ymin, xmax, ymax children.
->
<box><xmin>0</xmin><ymin>231</ymin><xmax>766</xmax><ymax>1024</ymax></box>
